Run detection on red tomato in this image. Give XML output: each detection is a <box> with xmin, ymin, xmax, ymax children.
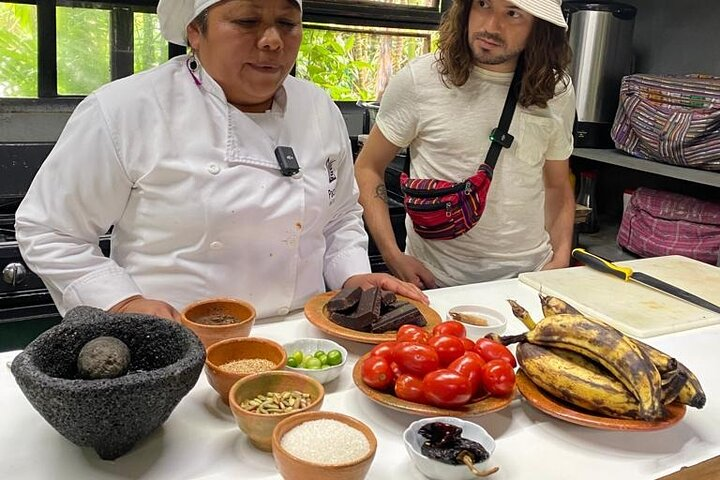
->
<box><xmin>474</xmin><ymin>338</ymin><xmax>517</xmax><ymax>367</ymax></box>
<box><xmin>394</xmin><ymin>343</ymin><xmax>440</xmax><ymax>378</ymax></box>
<box><xmin>432</xmin><ymin>321</ymin><xmax>467</xmax><ymax>338</ymax></box>
<box><xmin>448</xmin><ymin>352</ymin><xmax>486</xmax><ymax>396</ymax></box>
<box><xmin>460</xmin><ymin>337</ymin><xmax>476</xmax><ymax>351</ymax></box>
<box><xmin>480</xmin><ymin>359</ymin><xmax>516</xmax><ymax>396</ymax></box>
<box><xmin>389</xmin><ymin>361</ymin><xmax>403</xmax><ymax>380</ymax></box>
<box><xmin>427</xmin><ymin>334</ymin><xmax>465</xmax><ymax>367</ymax></box>
<box><xmin>397</xmin><ymin>325</ymin><xmax>430</xmax><ymax>344</ymax></box>
<box><xmin>370</xmin><ymin>341</ymin><xmax>396</xmax><ymax>363</ymax></box>
<box><xmin>394</xmin><ymin>374</ymin><xmax>426</xmax><ymax>403</ymax></box>
<box><xmin>361</xmin><ymin>356</ymin><xmax>395</xmax><ymax>391</ymax></box>
<box><xmin>422</xmin><ymin>369</ymin><xmax>473</xmax><ymax>408</ymax></box>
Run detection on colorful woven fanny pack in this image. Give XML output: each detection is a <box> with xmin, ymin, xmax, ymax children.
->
<box><xmin>400</xmin><ymin>165</ymin><xmax>493</xmax><ymax>240</ymax></box>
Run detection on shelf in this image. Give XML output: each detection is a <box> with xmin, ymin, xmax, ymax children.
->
<box><xmin>572</xmin><ymin>148</ymin><xmax>720</xmax><ymax>188</ymax></box>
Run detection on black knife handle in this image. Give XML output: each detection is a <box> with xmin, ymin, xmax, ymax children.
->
<box><xmin>571</xmin><ymin>248</ymin><xmax>632</xmax><ymax>281</ymax></box>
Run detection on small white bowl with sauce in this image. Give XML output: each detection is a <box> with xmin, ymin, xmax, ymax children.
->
<box><xmin>446</xmin><ymin>305</ymin><xmax>507</xmax><ymax>339</ymax></box>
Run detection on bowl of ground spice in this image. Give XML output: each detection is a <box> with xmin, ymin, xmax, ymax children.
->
<box><xmin>204</xmin><ymin>337</ymin><xmax>287</xmax><ymax>404</ymax></box>
<box><xmin>229</xmin><ymin>370</ymin><xmax>325</xmax><ymax>451</ymax></box>
<box><xmin>181</xmin><ymin>297</ymin><xmax>256</xmax><ymax>348</ymax></box>
<box><xmin>272</xmin><ymin>411</ymin><xmax>377</xmax><ymax>480</ymax></box>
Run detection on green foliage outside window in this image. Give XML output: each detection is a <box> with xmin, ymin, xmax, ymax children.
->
<box><xmin>0</xmin><ymin>2</ymin><xmax>434</xmax><ymax>100</ymax></box>
<box><xmin>57</xmin><ymin>7</ymin><xmax>110</xmax><ymax>95</ymax></box>
<box><xmin>298</xmin><ymin>27</ymin><xmax>432</xmax><ymax>101</ymax></box>
<box><xmin>0</xmin><ymin>3</ymin><xmax>37</xmax><ymax>97</ymax></box>
<box><xmin>0</xmin><ymin>4</ymin><xmax>166</xmax><ymax>97</ymax></box>
<box><xmin>134</xmin><ymin>12</ymin><xmax>166</xmax><ymax>75</ymax></box>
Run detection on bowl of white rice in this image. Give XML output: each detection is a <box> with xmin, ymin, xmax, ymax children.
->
<box><xmin>272</xmin><ymin>411</ymin><xmax>377</xmax><ymax>480</ymax></box>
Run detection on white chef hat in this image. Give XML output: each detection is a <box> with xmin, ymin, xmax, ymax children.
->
<box><xmin>157</xmin><ymin>0</ymin><xmax>303</xmax><ymax>46</ymax></box>
<box><xmin>508</xmin><ymin>0</ymin><xmax>567</xmax><ymax>30</ymax></box>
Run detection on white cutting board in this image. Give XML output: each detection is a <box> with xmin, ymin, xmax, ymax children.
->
<box><xmin>518</xmin><ymin>255</ymin><xmax>720</xmax><ymax>338</ymax></box>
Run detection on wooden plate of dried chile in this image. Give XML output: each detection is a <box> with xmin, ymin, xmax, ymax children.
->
<box><xmin>516</xmin><ymin>371</ymin><xmax>686</xmax><ymax>431</ymax></box>
<box><xmin>304</xmin><ymin>291</ymin><xmax>442</xmax><ymax>345</ymax></box>
<box><xmin>352</xmin><ymin>352</ymin><xmax>514</xmax><ymax>416</ymax></box>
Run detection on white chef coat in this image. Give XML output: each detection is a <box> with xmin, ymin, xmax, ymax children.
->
<box><xmin>15</xmin><ymin>55</ymin><xmax>371</xmax><ymax>318</ymax></box>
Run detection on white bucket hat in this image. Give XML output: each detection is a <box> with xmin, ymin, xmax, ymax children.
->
<box><xmin>508</xmin><ymin>0</ymin><xmax>567</xmax><ymax>30</ymax></box>
<box><xmin>157</xmin><ymin>0</ymin><xmax>303</xmax><ymax>46</ymax></box>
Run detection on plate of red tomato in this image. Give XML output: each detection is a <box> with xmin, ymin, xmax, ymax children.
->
<box><xmin>351</xmin><ymin>322</ymin><xmax>517</xmax><ymax>417</ymax></box>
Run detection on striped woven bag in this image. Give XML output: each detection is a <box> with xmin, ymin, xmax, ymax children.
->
<box><xmin>611</xmin><ymin>74</ymin><xmax>720</xmax><ymax>171</ymax></box>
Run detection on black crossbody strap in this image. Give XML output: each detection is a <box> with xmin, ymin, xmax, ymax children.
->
<box><xmin>485</xmin><ymin>58</ymin><xmax>523</xmax><ymax>169</ymax></box>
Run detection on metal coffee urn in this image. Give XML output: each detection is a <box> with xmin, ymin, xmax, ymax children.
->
<box><xmin>564</xmin><ymin>2</ymin><xmax>637</xmax><ymax>148</ymax></box>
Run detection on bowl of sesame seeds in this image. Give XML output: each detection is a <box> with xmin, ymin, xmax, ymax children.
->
<box><xmin>271</xmin><ymin>410</ymin><xmax>377</xmax><ymax>480</ymax></box>
<box><xmin>204</xmin><ymin>337</ymin><xmax>287</xmax><ymax>404</ymax></box>
<box><xmin>229</xmin><ymin>370</ymin><xmax>325</xmax><ymax>451</ymax></box>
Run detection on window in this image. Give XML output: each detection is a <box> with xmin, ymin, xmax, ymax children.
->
<box><xmin>57</xmin><ymin>6</ymin><xmax>110</xmax><ymax>95</ymax></box>
<box><xmin>298</xmin><ymin>25</ymin><xmax>434</xmax><ymax>101</ymax></box>
<box><xmin>0</xmin><ymin>0</ymin><xmax>449</xmax><ymax>100</ymax></box>
<box><xmin>0</xmin><ymin>2</ymin><xmax>37</xmax><ymax>97</ymax></box>
<box><xmin>340</xmin><ymin>0</ymin><xmax>437</xmax><ymax>6</ymax></box>
<box><xmin>133</xmin><ymin>11</ymin><xmax>166</xmax><ymax>74</ymax></box>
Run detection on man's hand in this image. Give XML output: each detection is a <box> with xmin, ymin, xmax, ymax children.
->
<box><xmin>541</xmin><ymin>255</ymin><xmax>570</xmax><ymax>271</ymax></box>
<box><xmin>343</xmin><ymin>273</ymin><xmax>429</xmax><ymax>305</ymax></box>
<box><xmin>109</xmin><ymin>295</ymin><xmax>181</xmax><ymax>322</ymax></box>
<box><xmin>385</xmin><ymin>253</ymin><xmax>437</xmax><ymax>290</ymax></box>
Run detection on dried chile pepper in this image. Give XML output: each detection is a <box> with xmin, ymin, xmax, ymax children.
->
<box><xmin>417</xmin><ymin>422</ymin><xmax>498</xmax><ymax>477</ymax></box>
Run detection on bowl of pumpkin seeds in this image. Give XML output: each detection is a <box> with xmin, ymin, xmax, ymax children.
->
<box><xmin>228</xmin><ymin>370</ymin><xmax>325</xmax><ymax>451</ymax></box>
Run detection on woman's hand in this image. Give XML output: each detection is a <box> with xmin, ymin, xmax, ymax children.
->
<box><xmin>108</xmin><ymin>295</ymin><xmax>182</xmax><ymax>322</ymax></box>
<box><xmin>385</xmin><ymin>253</ymin><xmax>437</xmax><ymax>290</ymax></box>
<box><xmin>343</xmin><ymin>273</ymin><xmax>430</xmax><ymax>305</ymax></box>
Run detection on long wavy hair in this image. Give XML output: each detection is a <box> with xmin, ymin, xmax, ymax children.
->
<box><xmin>436</xmin><ymin>0</ymin><xmax>572</xmax><ymax>108</ymax></box>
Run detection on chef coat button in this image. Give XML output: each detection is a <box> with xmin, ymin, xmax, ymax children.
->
<box><xmin>208</xmin><ymin>164</ymin><xmax>220</xmax><ymax>175</ymax></box>
<box><xmin>209</xmin><ymin>241</ymin><xmax>223</xmax><ymax>250</ymax></box>
<box><xmin>277</xmin><ymin>307</ymin><xmax>290</xmax><ymax>316</ymax></box>
<box><xmin>292</xmin><ymin>171</ymin><xmax>303</xmax><ymax>180</ymax></box>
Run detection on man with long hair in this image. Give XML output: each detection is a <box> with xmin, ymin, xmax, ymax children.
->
<box><xmin>355</xmin><ymin>0</ymin><xmax>576</xmax><ymax>289</ymax></box>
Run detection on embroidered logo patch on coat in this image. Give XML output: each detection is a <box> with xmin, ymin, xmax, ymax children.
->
<box><xmin>326</xmin><ymin>158</ymin><xmax>337</xmax><ymax>205</ymax></box>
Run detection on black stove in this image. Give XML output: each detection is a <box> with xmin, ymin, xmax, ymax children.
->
<box><xmin>0</xmin><ymin>142</ymin><xmax>108</xmax><ymax>349</ymax></box>
<box><xmin>0</xmin><ymin>200</ymin><xmax>111</xmax><ymax>350</ymax></box>
<box><xmin>0</xmin><ymin>193</ymin><xmax>112</xmax><ymax>350</ymax></box>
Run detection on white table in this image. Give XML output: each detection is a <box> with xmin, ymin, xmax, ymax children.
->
<box><xmin>1</xmin><ymin>279</ymin><xmax>718</xmax><ymax>479</ymax></box>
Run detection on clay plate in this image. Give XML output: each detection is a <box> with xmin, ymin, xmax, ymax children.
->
<box><xmin>304</xmin><ymin>291</ymin><xmax>442</xmax><ymax>345</ymax></box>
<box><xmin>352</xmin><ymin>352</ymin><xmax>514</xmax><ymax>417</ymax></box>
<box><xmin>516</xmin><ymin>371</ymin><xmax>686</xmax><ymax>431</ymax></box>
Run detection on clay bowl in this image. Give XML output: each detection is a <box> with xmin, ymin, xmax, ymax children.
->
<box><xmin>181</xmin><ymin>297</ymin><xmax>256</xmax><ymax>348</ymax></box>
<box><xmin>205</xmin><ymin>337</ymin><xmax>287</xmax><ymax>404</ymax></box>
<box><xmin>272</xmin><ymin>411</ymin><xmax>377</xmax><ymax>480</ymax></box>
<box><xmin>229</xmin><ymin>370</ymin><xmax>325</xmax><ymax>452</ymax></box>
<box><xmin>10</xmin><ymin>306</ymin><xmax>205</xmax><ymax>460</ymax></box>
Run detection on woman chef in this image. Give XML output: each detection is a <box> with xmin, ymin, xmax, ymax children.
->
<box><xmin>15</xmin><ymin>0</ymin><xmax>427</xmax><ymax>321</ymax></box>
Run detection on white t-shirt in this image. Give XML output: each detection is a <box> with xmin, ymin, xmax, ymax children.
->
<box><xmin>376</xmin><ymin>53</ymin><xmax>575</xmax><ymax>287</ymax></box>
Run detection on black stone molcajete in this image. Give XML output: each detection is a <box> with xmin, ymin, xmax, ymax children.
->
<box><xmin>10</xmin><ymin>306</ymin><xmax>205</xmax><ymax>460</ymax></box>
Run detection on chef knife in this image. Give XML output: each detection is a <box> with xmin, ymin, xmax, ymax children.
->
<box><xmin>571</xmin><ymin>248</ymin><xmax>720</xmax><ymax>314</ymax></box>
